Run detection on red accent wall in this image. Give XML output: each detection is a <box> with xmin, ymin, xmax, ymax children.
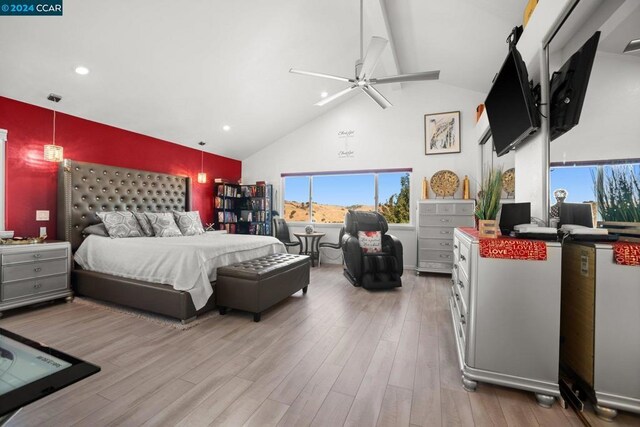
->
<box><xmin>0</xmin><ymin>96</ymin><xmax>241</xmax><ymax>238</ymax></box>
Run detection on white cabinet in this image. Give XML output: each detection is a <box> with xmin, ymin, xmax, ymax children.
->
<box><xmin>416</xmin><ymin>200</ymin><xmax>474</xmax><ymax>274</ymax></box>
<box><xmin>451</xmin><ymin>228</ymin><xmax>562</xmax><ymax>407</ymax></box>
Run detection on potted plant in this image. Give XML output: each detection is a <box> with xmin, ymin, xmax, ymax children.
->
<box><xmin>475</xmin><ymin>168</ymin><xmax>503</xmax><ymax>238</ymax></box>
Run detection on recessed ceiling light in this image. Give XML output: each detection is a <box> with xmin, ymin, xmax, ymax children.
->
<box><xmin>320</xmin><ymin>91</ymin><xmax>328</xmax><ymax>98</ymax></box>
<box><xmin>75</xmin><ymin>66</ymin><xmax>90</xmax><ymax>75</ymax></box>
<box><xmin>222</xmin><ymin>125</ymin><xmax>231</xmax><ymax>132</ymax></box>
<box><xmin>623</xmin><ymin>39</ymin><xmax>640</xmax><ymax>54</ymax></box>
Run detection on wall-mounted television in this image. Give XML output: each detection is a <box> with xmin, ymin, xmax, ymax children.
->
<box><xmin>549</xmin><ymin>31</ymin><xmax>600</xmax><ymax>141</ymax></box>
<box><xmin>485</xmin><ymin>47</ymin><xmax>541</xmax><ymax>157</ymax></box>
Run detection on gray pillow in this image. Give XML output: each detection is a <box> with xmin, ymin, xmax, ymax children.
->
<box><xmin>133</xmin><ymin>212</ymin><xmax>155</xmax><ymax>237</ymax></box>
<box><xmin>82</xmin><ymin>223</ymin><xmax>109</xmax><ymax>237</ymax></box>
<box><xmin>173</xmin><ymin>211</ymin><xmax>205</xmax><ymax>236</ymax></box>
<box><xmin>96</xmin><ymin>211</ymin><xmax>145</xmax><ymax>238</ymax></box>
<box><xmin>144</xmin><ymin>212</ymin><xmax>183</xmax><ymax>237</ymax></box>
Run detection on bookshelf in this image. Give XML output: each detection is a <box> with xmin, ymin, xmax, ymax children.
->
<box><xmin>214</xmin><ymin>182</ymin><xmax>272</xmax><ymax>235</ymax></box>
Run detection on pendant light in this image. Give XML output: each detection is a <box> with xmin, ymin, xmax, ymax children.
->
<box><xmin>44</xmin><ymin>94</ymin><xmax>64</xmax><ymax>162</ymax></box>
<box><xmin>197</xmin><ymin>141</ymin><xmax>207</xmax><ymax>184</ymax></box>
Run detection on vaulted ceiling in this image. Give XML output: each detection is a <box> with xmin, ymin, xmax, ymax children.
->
<box><xmin>0</xmin><ymin>0</ymin><xmax>525</xmax><ymax>159</ymax></box>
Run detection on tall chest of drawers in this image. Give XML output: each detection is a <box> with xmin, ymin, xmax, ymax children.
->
<box><xmin>0</xmin><ymin>241</ymin><xmax>72</xmax><ymax>317</ymax></box>
<box><xmin>416</xmin><ymin>200</ymin><xmax>475</xmax><ymax>273</ymax></box>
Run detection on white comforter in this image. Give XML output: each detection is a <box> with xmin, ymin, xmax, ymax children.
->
<box><xmin>74</xmin><ymin>231</ymin><xmax>286</xmax><ymax>310</ymax></box>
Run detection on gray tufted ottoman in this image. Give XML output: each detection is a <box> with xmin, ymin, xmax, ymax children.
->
<box><xmin>216</xmin><ymin>253</ymin><xmax>311</xmax><ymax>322</ymax></box>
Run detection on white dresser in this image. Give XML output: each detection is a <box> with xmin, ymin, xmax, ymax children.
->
<box><xmin>451</xmin><ymin>228</ymin><xmax>562</xmax><ymax>407</ymax></box>
<box><xmin>416</xmin><ymin>200</ymin><xmax>475</xmax><ymax>273</ymax></box>
<box><xmin>0</xmin><ymin>241</ymin><xmax>72</xmax><ymax>317</ymax></box>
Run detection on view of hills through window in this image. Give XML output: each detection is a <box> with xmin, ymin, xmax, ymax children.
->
<box><xmin>284</xmin><ymin>172</ymin><xmax>410</xmax><ymax>224</ymax></box>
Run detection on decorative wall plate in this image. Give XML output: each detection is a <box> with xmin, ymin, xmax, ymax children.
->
<box><xmin>502</xmin><ymin>168</ymin><xmax>515</xmax><ymax>196</ymax></box>
<box><xmin>430</xmin><ymin>170</ymin><xmax>459</xmax><ymax>197</ymax></box>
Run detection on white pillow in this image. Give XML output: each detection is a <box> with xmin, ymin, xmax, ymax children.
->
<box><xmin>173</xmin><ymin>211</ymin><xmax>205</xmax><ymax>236</ymax></box>
<box><xmin>144</xmin><ymin>212</ymin><xmax>183</xmax><ymax>237</ymax></box>
<box><xmin>358</xmin><ymin>231</ymin><xmax>382</xmax><ymax>253</ymax></box>
<box><xmin>96</xmin><ymin>211</ymin><xmax>145</xmax><ymax>238</ymax></box>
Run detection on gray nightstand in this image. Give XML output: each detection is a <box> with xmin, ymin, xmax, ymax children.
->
<box><xmin>0</xmin><ymin>241</ymin><xmax>72</xmax><ymax>317</ymax></box>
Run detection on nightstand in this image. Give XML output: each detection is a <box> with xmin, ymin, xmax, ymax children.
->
<box><xmin>0</xmin><ymin>241</ymin><xmax>72</xmax><ymax>317</ymax></box>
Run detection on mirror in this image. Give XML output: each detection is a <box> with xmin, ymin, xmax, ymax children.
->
<box><xmin>548</xmin><ymin>0</ymin><xmax>640</xmax><ymax>223</ymax></box>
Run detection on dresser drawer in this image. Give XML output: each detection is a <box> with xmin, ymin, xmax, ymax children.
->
<box><xmin>419</xmin><ymin>248</ymin><xmax>453</xmax><ymax>263</ymax></box>
<box><xmin>2</xmin><ymin>259</ymin><xmax>68</xmax><ymax>283</ymax></box>
<box><xmin>455</xmin><ymin>203</ymin><xmax>475</xmax><ymax>216</ymax></box>
<box><xmin>451</xmin><ymin>287</ymin><xmax>467</xmax><ymax>340</ymax></box>
<box><xmin>419</xmin><ymin>238</ymin><xmax>454</xmax><ymax>250</ymax></box>
<box><xmin>456</xmin><ymin>266</ymin><xmax>470</xmax><ymax>308</ymax></box>
<box><xmin>2</xmin><ymin>248</ymin><xmax>68</xmax><ymax>265</ymax></box>
<box><xmin>458</xmin><ymin>239</ymin><xmax>471</xmax><ymax>276</ymax></box>
<box><xmin>418</xmin><ymin>226</ymin><xmax>454</xmax><ymax>239</ymax></box>
<box><xmin>418</xmin><ymin>261</ymin><xmax>452</xmax><ymax>271</ymax></box>
<box><xmin>419</xmin><ymin>215</ymin><xmax>474</xmax><ymax>227</ymax></box>
<box><xmin>1</xmin><ymin>274</ymin><xmax>68</xmax><ymax>302</ymax></box>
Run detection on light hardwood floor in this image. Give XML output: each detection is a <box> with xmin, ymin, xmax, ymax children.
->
<box><xmin>2</xmin><ymin>266</ymin><xmax>639</xmax><ymax>426</ymax></box>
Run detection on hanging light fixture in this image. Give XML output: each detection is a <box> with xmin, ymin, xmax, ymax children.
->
<box><xmin>197</xmin><ymin>141</ymin><xmax>207</xmax><ymax>184</ymax></box>
<box><xmin>44</xmin><ymin>94</ymin><xmax>64</xmax><ymax>162</ymax></box>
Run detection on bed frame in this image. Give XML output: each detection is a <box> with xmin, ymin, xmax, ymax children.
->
<box><xmin>57</xmin><ymin>159</ymin><xmax>216</xmax><ymax>323</ymax></box>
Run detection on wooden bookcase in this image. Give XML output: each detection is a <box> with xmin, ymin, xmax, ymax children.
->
<box><xmin>214</xmin><ymin>183</ymin><xmax>272</xmax><ymax>235</ymax></box>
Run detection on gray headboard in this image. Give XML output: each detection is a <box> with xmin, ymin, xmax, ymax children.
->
<box><xmin>58</xmin><ymin>159</ymin><xmax>191</xmax><ymax>251</ymax></box>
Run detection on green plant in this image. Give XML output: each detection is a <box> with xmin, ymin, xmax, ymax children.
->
<box><xmin>475</xmin><ymin>168</ymin><xmax>503</xmax><ymax>220</ymax></box>
<box><xmin>593</xmin><ymin>165</ymin><xmax>640</xmax><ymax>222</ymax></box>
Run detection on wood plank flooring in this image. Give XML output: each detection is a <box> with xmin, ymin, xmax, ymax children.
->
<box><xmin>2</xmin><ymin>266</ymin><xmax>639</xmax><ymax>426</ymax></box>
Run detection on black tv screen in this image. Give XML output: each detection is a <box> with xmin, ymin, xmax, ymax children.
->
<box><xmin>550</xmin><ymin>31</ymin><xmax>600</xmax><ymax>141</ymax></box>
<box><xmin>485</xmin><ymin>47</ymin><xmax>540</xmax><ymax>157</ymax></box>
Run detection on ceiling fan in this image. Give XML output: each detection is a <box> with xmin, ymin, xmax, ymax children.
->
<box><xmin>289</xmin><ymin>0</ymin><xmax>440</xmax><ymax>109</ymax></box>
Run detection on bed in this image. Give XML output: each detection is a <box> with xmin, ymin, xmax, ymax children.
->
<box><xmin>57</xmin><ymin>159</ymin><xmax>285</xmax><ymax>323</ymax></box>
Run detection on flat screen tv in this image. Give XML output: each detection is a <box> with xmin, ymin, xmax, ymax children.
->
<box><xmin>549</xmin><ymin>31</ymin><xmax>600</xmax><ymax>141</ymax></box>
<box><xmin>485</xmin><ymin>47</ymin><xmax>540</xmax><ymax>157</ymax></box>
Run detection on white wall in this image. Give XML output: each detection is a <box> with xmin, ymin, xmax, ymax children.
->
<box><xmin>550</xmin><ymin>51</ymin><xmax>640</xmax><ymax>164</ymax></box>
<box><xmin>243</xmin><ymin>83</ymin><xmax>486</xmax><ymax>267</ymax></box>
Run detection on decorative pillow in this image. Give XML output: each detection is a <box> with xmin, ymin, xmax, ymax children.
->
<box><xmin>96</xmin><ymin>211</ymin><xmax>145</xmax><ymax>238</ymax></box>
<box><xmin>133</xmin><ymin>212</ymin><xmax>155</xmax><ymax>237</ymax></box>
<box><xmin>144</xmin><ymin>212</ymin><xmax>183</xmax><ymax>237</ymax></box>
<box><xmin>358</xmin><ymin>230</ymin><xmax>382</xmax><ymax>253</ymax></box>
<box><xmin>82</xmin><ymin>223</ymin><xmax>109</xmax><ymax>237</ymax></box>
<box><xmin>173</xmin><ymin>211</ymin><xmax>205</xmax><ymax>236</ymax></box>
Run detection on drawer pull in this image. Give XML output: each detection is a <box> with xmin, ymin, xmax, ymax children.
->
<box><xmin>33</xmin><ymin>253</ymin><xmax>42</xmax><ymax>258</ymax></box>
<box><xmin>458</xmin><ymin>280</ymin><xmax>464</xmax><ymax>289</ymax></box>
<box><xmin>439</xmin><ymin>254</ymin><xmax>451</xmax><ymax>259</ymax></box>
<box><xmin>33</xmin><ymin>283</ymin><xmax>42</xmax><ymax>289</ymax></box>
<box><xmin>460</xmin><ymin>314</ymin><xmax>466</xmax><ymax>325</ymax></box>
<box><xmin>440</xmin><ymin>242</ymin><xmax>451</xmax><ymax>247</ymax></box>
<box><xmin>453</xmin><ymin>244</ymin><xmax>458</xmax><ymax>249</ymax></box>
<box><xmin>460</xmin><ymin>255</ymin><xmax>466</xmax><ymax>261</ymax></box>
<box><xmin>440</xmin><ymin>230</ymin><xmax>451</xmax><ymax>234</ymax></box>
<box><xmin>453</xmin><ymin>264</ymin><xmax>458</xmax><ymax>269</ymax></box>
<box><xmin>34</xmin><ymin>267</ymin><xmax>42</xmax><ymax>272</ymax></box>
<box><xmin>440</xmin><ymin>218</ymin><xmax>450</xmax><ymax>223</ymax></box>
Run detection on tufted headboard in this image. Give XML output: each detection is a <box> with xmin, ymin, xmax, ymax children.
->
<box><xmin>57</xmin><ymin>159</ymin><xmax>191</xmax><ymax>251</ymax></box>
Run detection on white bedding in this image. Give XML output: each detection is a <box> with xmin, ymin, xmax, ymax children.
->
<box><xmin>74</xmin><ymin>231</ymin><xmax>286</xmax><ymax>310</ymax></box>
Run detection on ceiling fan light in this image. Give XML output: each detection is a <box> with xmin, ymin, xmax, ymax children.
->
<box><xmin>44</xmin><ymin>144</ymin><xmax>64</xmax><ymax>162</ymax></box>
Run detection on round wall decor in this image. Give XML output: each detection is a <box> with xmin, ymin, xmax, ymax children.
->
<box><xmin>430</xmin><ymin>170</ymin><xmax>460</xmax><ymax>197</ymax></box>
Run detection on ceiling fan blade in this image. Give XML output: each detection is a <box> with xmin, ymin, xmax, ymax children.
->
<box><xmin>358</xmin><ymin>37</ymin><xmax>388</xmax><ymax>80</ymax></box>
<box><xmin>315</xmin><ymin>85</ymin><xmax>358</xmax><ymax>106</ymax></box>
<box><xmin>370</xmin><ymin>70</ymin><xmax>440</xmax><ymax>85</ymax></box>
<box><xmin>361</xmin><ymin>85</ymin><xmax>392</xmax><ymax>109</ymax></box>
<box><xmin>289</xmin><ymin>68</ymin><xmax>354</xmax><ymax>83</ymax></box>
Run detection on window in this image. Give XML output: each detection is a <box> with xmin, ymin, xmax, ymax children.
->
<box><xmin>550</xmin><ymin>162</ymin><xmax>640</xmax><ymax>222</ymax></box>
<box><xmin>283</xmin><ymin>176</ymin><xmax>310</xmax><ymax>222</ymax></box>
<box><xmin>283</xmin><ymin>170</ymin><xmax>411</xmax><ymax>224</ymax></box>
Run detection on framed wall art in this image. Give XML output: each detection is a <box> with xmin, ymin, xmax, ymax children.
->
<box><xmin>424</xmin><ymin>111</ymin><xmax>461</xmax><ymax>155</ymax></box>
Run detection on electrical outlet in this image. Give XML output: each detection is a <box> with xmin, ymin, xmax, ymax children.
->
<box><xmin>40</xmin><ymin>227</ymin><xmax>47</xmax><ymax>237</ymax></box>
<box><xmin>36</xmin><ymin>210</ymin><xmax>50</xmax><ymax>221</ymax></box>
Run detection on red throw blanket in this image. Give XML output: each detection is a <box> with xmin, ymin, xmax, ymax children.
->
<box><xmin>612</xmin><ymin>242</ymin><xmax>640</xmax><ymax>266</ymax></box>
<box><xmin>459</xmin><ymin>227</ymin><xmax>548</xmax><ymax>261</ymax></box>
